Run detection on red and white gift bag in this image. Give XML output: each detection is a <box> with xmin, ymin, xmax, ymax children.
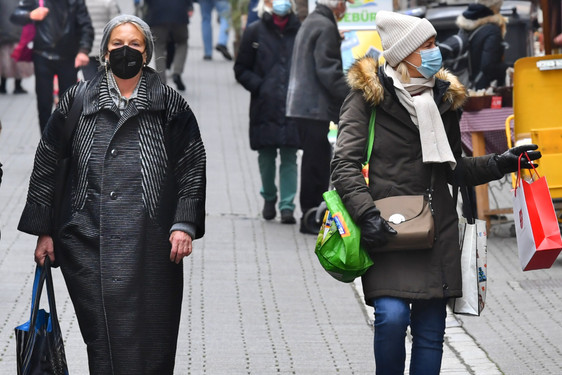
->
<box><xmin>512</xmin><ymin>157</ymin><xmax>562</xmax><ymax>271</ymax></box>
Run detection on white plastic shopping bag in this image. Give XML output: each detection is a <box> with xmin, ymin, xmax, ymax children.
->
<box><xmin>450</xmin><ymin>216</ymin><xmax>488</xmax><ymax>316</ymax></box>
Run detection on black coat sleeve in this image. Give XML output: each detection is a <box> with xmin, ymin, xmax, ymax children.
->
<box><xmin>233</xmin><ymin>23</ymin><xmax>263</xmax><ymax>95</ymax></box>
<box><xmin>75</xmin><ymin>0</ymin><xmax>94</xmax><ymax>55</ymax></box>
<box><xmin>10</xmin><ymin>0</ymin><xmax>35</xmax><ymax>26</ymax></box>
<box><xmin>314</xmin><ymin>25</ymin><xmax>348</xmax><ymax>105</ymax></box>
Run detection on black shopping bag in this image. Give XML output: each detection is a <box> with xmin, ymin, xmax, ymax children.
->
<box><xmin>15</xmin><ymin>257</ymin><xmax>69</xmax><ymax>375</ymax></box>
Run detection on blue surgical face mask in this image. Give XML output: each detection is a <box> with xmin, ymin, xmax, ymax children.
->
<box><xmin>272</xmin><ymin>0</ymin><xmax>291</xmax><ymax>16</ymax></box>
<box><xmin>406</xmin><ymin>47</ymin><xmax>442</xmax><ymax>79</ymax></box>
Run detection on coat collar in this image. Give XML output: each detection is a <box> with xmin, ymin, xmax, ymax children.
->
<box><xmin>83</xmin><ymin>68</ymin><xmax>167</xmax><ymax>116</ymax></box>
<box><xmin>346</xmin><ymin>56</ymin><xmax>467</xmax><ymax>111</ymax></box>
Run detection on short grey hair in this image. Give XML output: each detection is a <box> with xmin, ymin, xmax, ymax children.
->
<box><xmin>99</xmin><ymin>15</ymin><xmax>154</xmax><ymax>64</ymax></box>
<box><xmin>316</xmin><ymin>0</ymin><xmax>345</xmax><ymax>9</ymax></box>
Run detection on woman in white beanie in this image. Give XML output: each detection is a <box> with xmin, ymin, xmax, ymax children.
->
<box><xmin>331</xmin><ymin>10</ymin><xmax>540</xmax><ymax>374</ymax></box>
<box><xmin>455</xmin><ymin>0</ymin><xmax>510</xmax><ymax>89</ymax></box>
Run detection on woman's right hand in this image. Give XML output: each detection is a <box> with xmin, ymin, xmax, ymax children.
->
<box><xmin>35</xmin><ymin>235</ymin><xmax>55</xmax><ymax>266</ymax></box>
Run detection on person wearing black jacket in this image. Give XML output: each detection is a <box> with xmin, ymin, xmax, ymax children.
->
<box><xmin>11</xmin><ymin>0</ymin><xmax>94</xmax><ymax>133</ymax></box>
<box><xmin>285</xmin><ymin>0</ymin><xmax>350</xmax><ymax>233</ymax></box>
<box><xmin>456</xmin><ymin>0</ymin><xmax>510</xmax><ymax>90</ymax></box>
<box><xmin>234</xmin><ymin>0</ymin><xmax>301</xmax><ymax>224</ymax></box>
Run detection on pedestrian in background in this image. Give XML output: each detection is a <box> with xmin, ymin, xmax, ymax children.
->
<box><xmin>285</xmin><ymin>0</ymin><xmax>350</xmax><ymax>234</ymax></box>
<box><xmin>0</xmin><ymin>0</ymin><xmax>33</xmax><ymax>94</ymax></box>
<box><xmin>82</xmin><ymin>0</ymin><xmax>120</xmax><ymax>80</ymax></box>
<box><xmin>234</xmin><ymin>0</ymin><xmax>301</xmax><ymax>223</ymax></box>
<box><xmin>199</xmin><ymin>0</ymin><xmax>233</xmax><ymax>60</ymax></box>
<box><xmin>456</xmin><ymin>0</ymin><xmax>510</xmax><ymax>89</ymax></box>
<box><xmin>144</xmin><ymin>0</ymin><xmax>193</xmax><ymax>91</ymax></box>
<box><xmin>10</xmin><ymin>0</ymin><xmax>94</xmax><ymax>133</ymax></box>
<box><xmin>331</xmin><ymin>11</ymin><xmax>540</xmax><ymax>374</ymax></box>
<box><xmin>18</xmin><ymin>14</ymin><xmax>206</xmax><ymax>374</ymax></box>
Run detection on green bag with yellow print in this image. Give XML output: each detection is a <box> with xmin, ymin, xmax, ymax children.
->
<box><xmin>314</xmin><ymin>190</ymin><xmax>373</xmax><ymax>283</ymax></box>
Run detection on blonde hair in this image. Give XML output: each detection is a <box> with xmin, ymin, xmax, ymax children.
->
<box><xmin>395</xmin><ymin>61</ymin><xmax>411</xmax><ymax>83</ymax></box>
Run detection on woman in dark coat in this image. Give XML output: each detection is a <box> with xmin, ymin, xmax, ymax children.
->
<box><xmin>331</xmin><ymin>11</ymin><xmax>539</xmax><ymax>374</ymax></box>
<box><xmin>234</xmin><ymin>0</ymin><xmax>300</xmax><ymax>223</ymax></box>
<box><xmin>18</xmin><ymin>15</ymin><xmax>206</xmax><ymax>374</ymax></box>
<box><xmin>456</xmin><ymin>0</ymin><xmax>510</xmax><ymax>89</ymax></box>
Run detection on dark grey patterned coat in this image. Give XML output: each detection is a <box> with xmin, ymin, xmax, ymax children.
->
<box><xmin>18</xmin><ymin>68</ymin><xmax>206</xmax><ymax>374</ymax></box>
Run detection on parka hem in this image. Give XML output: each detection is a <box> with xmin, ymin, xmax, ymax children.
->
<box><xmin>363</xmin><ymin>289</ymin><xmax>463</xmax><ymax>307</ymax></box>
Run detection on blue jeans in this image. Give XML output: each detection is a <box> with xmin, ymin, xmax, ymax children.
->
<box><xmin>199</xmin><ymin>0</ymin><xmax>231</xmax><ymax>57</ymax></box>
<box><xmin>372</xmin><ymin>297</ymin><xmax>447</xmax><ymax>375</ymax></box>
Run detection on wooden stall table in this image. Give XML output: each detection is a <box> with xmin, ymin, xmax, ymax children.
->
<box><xmin>459</xmin><ymin>107</ymin><xmax>514</xmax><ymax>230</ymax></box>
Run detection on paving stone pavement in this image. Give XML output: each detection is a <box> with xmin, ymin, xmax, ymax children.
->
<box><xmin>1</xmin><ymin>2</ymin><xmax>561</xmax><ymax>374</ymax></box>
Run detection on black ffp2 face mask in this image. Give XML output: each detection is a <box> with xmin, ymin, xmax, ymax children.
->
<box><xmin>108</xmin><ymin>45</ymin><xmax>144</xmax><ymax>79</ymax></box>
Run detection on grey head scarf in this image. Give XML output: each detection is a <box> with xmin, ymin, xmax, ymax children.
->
<box><xmin>99</xmin><ymin>14</ymin><xmax>154</xmax><ymax>65</ymax></box>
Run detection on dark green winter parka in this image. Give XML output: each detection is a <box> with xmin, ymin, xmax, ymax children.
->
<box><xmin>331</xmin><ymin>57</ymin><xmax>504</xmax><ymax>305</ymax></box>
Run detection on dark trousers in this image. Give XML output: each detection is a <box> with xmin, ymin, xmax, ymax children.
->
<box><xmin>151</xmin><ymin>24</ymin><xmax>189</xmax><ymax>83</ymax></box>
<box><xmin>33</xmin><ymin>54</ymin><xmax>78</xmax><ymax>133</ymax></box>
<box><xmin>296</xmin><ymin>118</ymin><xmax>332</xmax><ymax>215</ymax></box>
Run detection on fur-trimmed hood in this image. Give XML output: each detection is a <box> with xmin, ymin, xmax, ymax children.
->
<box><xmin>346</xmin><ymin>56</ymin><xmax>467</xmax><ymax>111</ymax></box>
<box><xmin>456</xmin><ymin>12</ymin><xmax>507</xmax><ymax>37</ymax></box>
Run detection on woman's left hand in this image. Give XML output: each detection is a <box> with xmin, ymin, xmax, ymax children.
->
<box><xmin>169</xmin><ymin>230</ymin><xmax>193</xmax><ymax>264</ymax></box>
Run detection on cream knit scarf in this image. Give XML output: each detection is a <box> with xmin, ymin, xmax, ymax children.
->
<box><xmin>384</xmin><ymin>63</ymin><xmax>456</xmax><ymax>169</ymax></box>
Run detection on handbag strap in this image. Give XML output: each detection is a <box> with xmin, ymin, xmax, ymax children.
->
<box><xmin>61</xmin><ymin>81</ymin><xmax>87</xmax><ymax>158</ymax></box>
<box><xmin>365</xmin><ymin>109</ymin><xmax>376</xmax><ymax>164</ymax></box>
<box><xmin>44</xmin><ymin>258</ymin><xmax>62</xmax><ymax>335</ymax></box>
<box><xmin>28</xmin><ymin>262</ymin><xmax>46</xmax><ymax>323</ymax></box>
<box><xmin>460</xmin><ymin>186</ymin><xmax>476</xmax><ymax>224</ymax></box>
<box><xmin>27</xmin><ymin>258</ymin><xmax>61</xmax><ymax>334</ymax></box>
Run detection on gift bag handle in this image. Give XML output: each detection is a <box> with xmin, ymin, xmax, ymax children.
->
<box><xmin>515</xmin><ymin>152</ymin><xmax>540</xmax><ymax>193</ymax></box>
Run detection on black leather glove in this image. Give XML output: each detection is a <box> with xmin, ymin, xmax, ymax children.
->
<box><xmin>495</xmin><ymin>144</ymin><xmax>541</xmax><ymax>174</ymax></box>
<box><xmin>360</xmin><ymin>207</ymin><xmax>397</xmax><ymax>249</ymax></box>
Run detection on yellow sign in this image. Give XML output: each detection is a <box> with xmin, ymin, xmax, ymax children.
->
<box><xmin>341</xmin><ymin>30</ymin><xmax>383</xmax><ymax>71</ymax></box>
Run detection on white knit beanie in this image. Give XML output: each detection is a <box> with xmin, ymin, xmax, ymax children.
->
<box><xmin>476</xmin><ymin>0</ymin><xmax>503</xmax><ymax>10</ymax></box>
<box><xmin>376</xmin><ymin>11</ymin><xmax>437</xmax><ymax>67</ymax></box>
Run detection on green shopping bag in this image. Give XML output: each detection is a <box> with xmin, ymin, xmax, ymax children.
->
<box><xmin>314</xmin><ymin>190</ymin><xmax>374</xmax><ymax>283</ymax></box>
<box><xmin>314</xmin><ymin>109</ymin><xmax>377</xmax><ymax>283</ymax></box>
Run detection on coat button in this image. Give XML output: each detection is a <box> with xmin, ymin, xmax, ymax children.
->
<box><xmin>110</xmin><ymin>148</ymin><xmax>119</xmax><ymax>157</ymax></box>
<box><xmin>109</xmin><ymin>191</ymin><xmax>118</xmax><ymax>200</ymax></box>
<box><xmin>443</xmin><ymin>283</ymin><xmax>449</xmax><ymax>290</ymax></box>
